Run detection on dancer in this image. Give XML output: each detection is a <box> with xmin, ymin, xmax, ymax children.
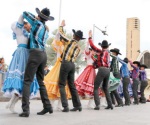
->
<box><xmin>129</xmin><ymin>60</ymin><xmax>140</xmax><ymax>105</ymax></box>
<box><xmin>75</xmin><ymin>41</ymin><xmax>101</xmax><ymax>109</ymax></box>
<box><xmin>19</xmin><ymin>7</ymin><xmax>54</xmax><ymax>117</ymax></box>
<box><xmin>139</xmin><ymin>64</ymin><xmax>148</xmax><ymax>103</ymax></box>
<box><xmin>0</xmin><ymin>58</ymin><xmax>6</xmax><ymax>85</ymax></box>
<box><xmin>58</xmin><ymin>21</ymin><xmax>85</xmax><ymax>112</ymax></box>
<box><xmin>44</xmin><ymin>20</ymin><xmax>71</xmax><ymax>110</ymax></box>
<box><xmin>118</xmin><ymin>58</ymin><xmax>131</xmax><ymax>106</ymax></box>
<box><xmin>109</xmin><ymin>48</ymin><xmax>123</xmax><ymax>107</ymax></box>
<box><xmin>2</xmin><ymin>15</ymin><xmax>39</xmax><ymax>113</ymax></box>
<box><xmin>88</xmin><ymin>30</ymin><xmax>113</xmax><ymax>110</ymax></box>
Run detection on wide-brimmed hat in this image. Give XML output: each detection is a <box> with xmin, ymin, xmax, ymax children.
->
<box><xmin>123</xmin><ymin>58</ymin><xmax>128</xmax><ymax>63</ymax></box>
<box><xmin>110</xmin><ymin>48</ymin><xmax>122</xmax><ymax>55</ymax></box>
<box><xmin>98</xmin><ymin>40</ymin><xmax>111</xmax><ymax>47</ymax></box>
<box><xmin>72</xmin><ymin>29</ymin><xmax>85</xmax><ymax>40</ymax></box>
<box><xmin>133</xmin><ymin>61</ymin><xmax>140</xmax><ymax>67</ymax></box>
<box><xmin>140</xmin><ymin>64</ymin><xmax>147</xmax><ymax>68</ymax></box>
<box><xmin>36</xmin><ymin>8</ymin><xmax>54</xmax><ymax>21</ymax></box>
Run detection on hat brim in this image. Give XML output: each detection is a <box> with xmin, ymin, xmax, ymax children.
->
<box><xmin>140</xmin><ymin>65</ymin><xmax>147</xmax><ymax>68</ymax></box>
<box><xmin>99</xmin><ymin>43</ymin><xmax>111</xmax><ymax>47</ymax></box>
<box><xmin>133</xmin><ymin>61</ymin><xmax>140</xmax><ymax>67</ymax></box>
<box><xmin>36</xmin><ymin>8</ymin><xmax>54</xmax><ymax>21</ymax></box>
<box><xmin>72</xmin><ymin>29</ymin><xmax>86</xmax><ymax>40</ymax></box>
<box><xmin>110</xmin><ymin>49</ymin><xmax>122</xmax><ymax>55</ymax></box>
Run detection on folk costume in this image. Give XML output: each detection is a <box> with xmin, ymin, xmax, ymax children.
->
<box><xmin>139</xmin><ymin>64</ymin><xmax>148</xmax><ymax>103</ymax></box>
<box><xmin>59</xmin><ymin>27</ymin><xmax>84</xmax><ymax>112</ymax></box>
<box><xmin>75</xmin><ymin>41</ymin><xmax>101</xmax><ymax>108</ymax></box>
<box><xmin>118</xmin><ymin>58</ymin><xmax>131</xmax><ymax>105</ymax></box>
<box><xmin>89</xmin><ymin>38</ymin><xmax>113</xmax><ymax>110</ymax></box>
<box><xmin>109</xmin><ymin>49</ymin><xmax>123</xmax><ymax>107</ymax></box>
<box><xmin>129</xmin><ymin>61</ymin><xmax>140</xmax><ymax>104</ymax></box>
<box><xmin>44</xmin><ymin>26</ymin><xmax>71</xmax><ymax>109</ymax></box>
<box><xmin>19</xmin><ymin>8</ymin><xmax>54</xmax><ymax>117</ymax></box>
<box><xmin>2</xmin><ymin>15</ymin><xmax>39</xmax><ymax>113</ymax></box>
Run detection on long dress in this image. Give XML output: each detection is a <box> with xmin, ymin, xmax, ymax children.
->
<box><xmin>75</xmin><ymin>42</ymin><xmax>102</xmax><ymax>98</ymax></box>
<box><xmin>2</xmin><ymin>15</ymin><xmax>39</xmax><ymax>98</ymax></box>
<box><xmin>44</xmin><ymin>31</ymin><xmax>71</xmax><ymax>100</ymax></box>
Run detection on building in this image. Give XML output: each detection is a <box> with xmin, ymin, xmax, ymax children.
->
<box><xmin>126</xmin><ymin>17</ymin><xmax>140</xmax><ymax>61</ymax></box>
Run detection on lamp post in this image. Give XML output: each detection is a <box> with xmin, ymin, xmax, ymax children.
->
<box><xmin>58</xmin><ymin>0</ymin><xmax>62</xmax><ymax>26</ymax></box>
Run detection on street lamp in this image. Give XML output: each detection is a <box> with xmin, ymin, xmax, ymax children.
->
<box><xmin>58</xmin><ymin>0</ymin><xmax>62</xmax><ymax>26</ymax></box>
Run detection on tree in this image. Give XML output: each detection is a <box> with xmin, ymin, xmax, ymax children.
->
<box><xmin>46</xmin><ymin>29</ymin><xmax>87</xmax><ymax>73</ymax></box>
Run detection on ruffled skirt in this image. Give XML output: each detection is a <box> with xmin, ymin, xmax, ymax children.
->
<box><xmin>44</xmin><ymin>58</ymin><xmax>71</xmax><ymax>99</ymax></box>
<box><xmin>75</xmin><ymin>65</ymin><xmax>102</xmax><ymax>98</ymax></box>
<box><xmin>2</xmin><ymin>46</ymin><xmax>39</xmax><ymax>98</ymax></box>
<box><xmin>108</xmin><ymin>72</ymin><xmax>121</xmax><ymax>92</ymax></box>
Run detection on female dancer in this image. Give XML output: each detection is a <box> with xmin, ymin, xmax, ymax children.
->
<box><xmin>2</xmin><ymin>15</ymin><xmax>39</xmax><ymax>113</ymax></box>
<box><xmin>44</xmin><ymin>20</ymin><xmax>71</xmax><ymax>110</ymax></box>
<box><xmin>0</xmin><ymin>58</ymin><xmax>6</xmax><ymax>85</ymax></box>
<box><xmin>75</xmin><ymin>41</ymin><xmax>102</xmax><ymax>108</ymax></box>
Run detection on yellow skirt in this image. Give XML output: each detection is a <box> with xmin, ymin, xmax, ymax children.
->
<box><xmin>44</xmin><ymin>58</ymin><xmax>71</xmax><ymax>99</ymax></box>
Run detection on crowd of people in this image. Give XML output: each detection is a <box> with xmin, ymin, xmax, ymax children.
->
<box><xmin>1</xmin><ymin>7</ymin><xmax>149</xmax><ymax>118</ymax></box>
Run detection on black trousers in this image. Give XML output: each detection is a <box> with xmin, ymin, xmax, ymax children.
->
<box><xmin>59</xmin><ymin>61</ymin><xmax>81</xmax><ymax>108</ymax></box>
<box><xmin>140</xmin><ymin>80</ymin><xmax>148</xmax><ymax>102</ymax></box>
<box><xmin>132</xmin><ymin>78</ymin><xmax>140</xmax><ymax>103</ymax></box>
<box><xmin>94</xmin><ymin>67</ymin><xmax>112</xmax><ymax>107</ymax></box>
<box><xmin>22</xmin><ymin>49</ymin><xmax>51</xmax><ymax>112</ymax></box>
<box><xmin>122</xmin><ymin>77</ymin><xmax>131</xmax><ymax>105</ymax></box>
<box><xmin>110</xmin><ymin>89</ymin><xmax>123</xmax><ymax>105</ymax></box>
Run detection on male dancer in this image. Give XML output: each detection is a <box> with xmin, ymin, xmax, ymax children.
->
<box><xmin>139</xmin><ymin>64</ymin><xmax>148</xmax><ymax>103</ymax></box>
<box><xmin>88</xmin><ymin>30</ymin><xmax>113</xmax><ymax>110</ymax></box>
<box><xmin>118</xmin><ymin>58</ymin><xmax>131</xmax><ymax>106</ymax></box>
<box><xmin>58</xmin><ymin>20</ymin><xmax>85</xmax><ymax>112</ymax></box>
<box><xmin>129</xmin><ymin>61</ymin><xmax>140</xmax><ymax>104</ymax></box>
<box><xmin>110</xmin><ymin>48</ymin><xmax>123</xmax><ymax>107</ymax></box>
<box><xmin>19</xmin><ymin>7</ymin><xmax>54</xmax><ymax>117</ymax></box>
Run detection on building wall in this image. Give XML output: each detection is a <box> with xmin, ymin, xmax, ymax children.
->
<box><xmin>126</xmin><ymin>18</ymin><xmax>140</xmax><ymax>61</ymax></box>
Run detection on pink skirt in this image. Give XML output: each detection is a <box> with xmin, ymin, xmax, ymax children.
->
<box><xmin>75</xmin><ymin>65</ymin><xmax>102</xmax><ymax>97</ymax></box>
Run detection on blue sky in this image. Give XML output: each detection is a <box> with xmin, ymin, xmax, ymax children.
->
<box><xmin>0</xmin><ymin>0</ymin><xmax>150</xmax><ymax>64</ymax></box>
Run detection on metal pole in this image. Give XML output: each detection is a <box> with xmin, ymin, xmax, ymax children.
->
<box><xmin>93</xmin><ymin>24</ymin><xmax>95</xmax><ymax>41</ymax></box>
<box><xmin>58</xmin><ymin>0</ymin><xmax>62</xmax><ymax>26</ymax></box>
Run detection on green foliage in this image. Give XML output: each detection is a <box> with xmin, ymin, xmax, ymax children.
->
<box><xmin>46</xmin><ymin>29</ymin><xmax>87</xmax><ymax>73</ymax></box>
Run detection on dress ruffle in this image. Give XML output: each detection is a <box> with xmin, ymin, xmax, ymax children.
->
<box><xmin>44</xmin><ymin>58</ymin><xmax>71</xmax><ymax>99</ymax></box>
<box><xmin>2</xmin><ymin>46</ymin><xmax>39</xmax><ymax>98</ymax></box>
<box><xmin>75</xmin><ymin>65</ymin><xmax>102</xmax><ymax>98</ymax></box>
<box><xmin>108</xmin><ymin>72</ymin><xmax>121</xmax><ymax>92</ymax></box>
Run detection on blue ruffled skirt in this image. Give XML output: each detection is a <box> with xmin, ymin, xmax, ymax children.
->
<box><xmin>2</xmin><ymin>44</ymin><xmax>39</xmax><ymax>98</ymax></box>
<box><xmin>117</xmin><ymin>80</ymin><xmax>133</xmax><ymax>98</ymax></box>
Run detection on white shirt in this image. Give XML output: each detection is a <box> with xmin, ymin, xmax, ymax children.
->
<box><xmin>11</xmin><ymin>15</ymin><xmax>28</xmax><ymax>45</ymax></box>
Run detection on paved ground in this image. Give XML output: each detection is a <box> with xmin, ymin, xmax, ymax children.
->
<box><xmin>0</xmin><ymin>100</ymin><xmax>150</xmax><ymax>125</ymax></box>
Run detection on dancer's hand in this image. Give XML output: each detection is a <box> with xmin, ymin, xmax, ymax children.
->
<box><xmin>89</xmin><ymin>30</ymin><xmax>92</xmax><ymax>38</ymax></box>
<box><xmin>61</xmin><ymin>20</ymin><xmax>65</xmax><ymax>27</ymax></box>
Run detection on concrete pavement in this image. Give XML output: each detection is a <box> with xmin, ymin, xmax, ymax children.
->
<box><xmin>0</xmin><ymin>100</ymin><xmax>150</xmax><ymax>125</ymax></box>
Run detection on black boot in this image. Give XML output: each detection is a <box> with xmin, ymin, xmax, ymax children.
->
<box><xmin>62</xmin><ymin>107</ymin><xmax>69</xmax><ymax>112</ymax></box>
<box><xmin>105</xmin><ymin>105</ymin><xmax>113</xmax><ymax>110</ymax></box>
<box><xmin>37</xmin><ymin>107</ymin><xmax>53</xmax><ymax>115</ymax></box>
<box><xmin>19</xmin><ymin>112</ymin><xmax>30</xmax><ymax>117</ymax></box>
<box><xmin>94</xmin><ymin>106</ymin><xmax>100</xmax><ymax>110</ymax></box>
<box><xmin>115</xmin><ymin>103</ymin><xmax>124</xmax><ymax>107</ymax></box>
<box><xmin>70</xmin><ymin>107</ymin><xmax>82</xmax><ymax>112</ymax></box>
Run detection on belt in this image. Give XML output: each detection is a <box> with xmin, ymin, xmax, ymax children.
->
<box><xmin>30</xmin><ymin>48</ymin><xmax>45</xmax><ymax>52</ymax></box>
<box><xmin>99</xmin><ymin>66</ymin><xmax>109</xmax><ymax>68</ymax></box>
<box><xmin>61</xmin><ymin>60</ymin><xmax>73</xmax><ymax>63</ymax></box>
<box><xmin>18</xmin><ymin>44</ymin><xmax>28</xmax><ymax>48</ymax></box>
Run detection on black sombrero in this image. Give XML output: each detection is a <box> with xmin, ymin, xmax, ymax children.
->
<box><xmin>140</xmin><ymin>64</ymin><xmax>147</xmax><ymax>68</ymax></box>
<box><xmin>133</xmin><ymin>61</ymin><xmax>140</xmax><ymax>67</ymax></box>
<box><xmin>36</xmin><ymin>8</ymin><xmax>54</xmax><ymax>21</ymax></box>
<box><xmin>98</xmin><ymin>40</ymin><xmax>111</xmax><ymax>47</ymax></box>
<box><xmin>110</xmin><ymin>48</ymin><xmax>122</xmax><ymax>55</ymax></box>
<box><xmin>72</xmin><ymin>29</ymin><xmax>85</xmax><ymax>40</ymax></box>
